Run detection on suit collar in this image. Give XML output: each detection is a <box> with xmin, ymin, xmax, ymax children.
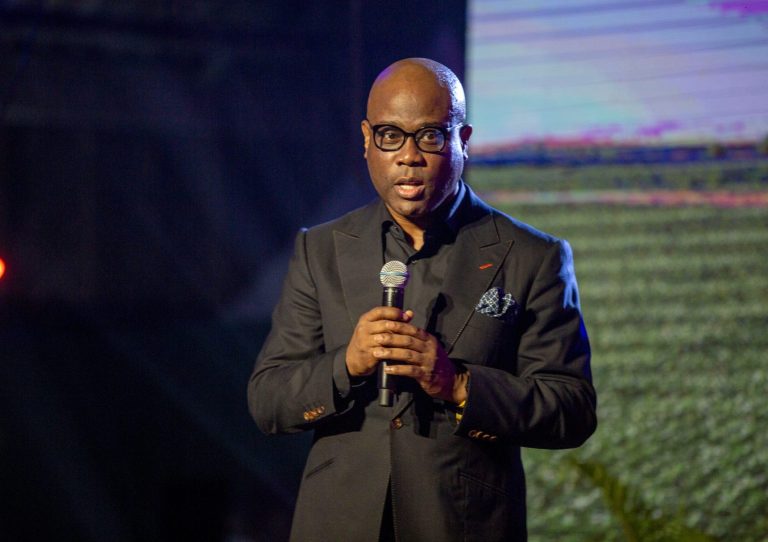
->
<box><xmin>436</xmin><ymin>185</ymin><xmax>514</xmax><ymax>354</ymax></box>
<box><xmin>333</xmin><ymin>200</ymin><xmax>384</xmax><ymax>330</ymax></box>
<box><xmin>331</xmin><ymin>184</ymin><xmax>516</xmax><ymax>341</ymax></box>
<box><xmin>332</xmin><ymin>181</ymin><xmax>496</xmax><ymax>324</ymax></box>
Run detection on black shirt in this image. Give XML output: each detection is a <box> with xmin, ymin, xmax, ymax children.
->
<box><xmin>378</xmin><ymin>181</ymin><xmax>468</xmax><ymax>343</ymax></box>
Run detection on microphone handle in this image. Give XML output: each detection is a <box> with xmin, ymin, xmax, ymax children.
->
<box><xmin>378</xmin><ymin>286</ymin><xmax>404</xmax><ymax>406</ymax></box>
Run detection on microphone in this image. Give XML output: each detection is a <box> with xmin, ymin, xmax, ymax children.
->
<box><xmin>378</xmin><ymin>260</ymin><xmax>409</xmax><ymax>407</ymax></box>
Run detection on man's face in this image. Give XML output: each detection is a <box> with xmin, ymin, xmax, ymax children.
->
<box><xmin>362</xmin><ymin>73</ymin><xmax>471</xmax><ymax>229</ymax></box>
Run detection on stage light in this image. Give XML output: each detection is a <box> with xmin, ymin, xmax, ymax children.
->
<box><xmin>0</xmin><ymin>258</ymin><xmax>5</xmax><ymax>280</ymax></box>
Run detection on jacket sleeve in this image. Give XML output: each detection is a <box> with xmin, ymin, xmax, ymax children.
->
<box><xmin>455</xmin><ymin>239</ymin><xmax>597</xmax><ymax>449</ymax></box>
<box><xmin>247</xmin><ymin>229</ymin><xmax>354</xmax><ymax>435</ymax></box>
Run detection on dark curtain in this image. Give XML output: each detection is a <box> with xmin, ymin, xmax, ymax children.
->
<box><xmin>0</xmin><ymin>2</ymin><xmax>465</xmax><ymax>540</ymax></box>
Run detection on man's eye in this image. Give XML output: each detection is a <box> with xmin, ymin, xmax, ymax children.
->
<box><xmin>419</xmin><ymin>129</ymin><xmax>440</xmax><ymax>141</ymax></box>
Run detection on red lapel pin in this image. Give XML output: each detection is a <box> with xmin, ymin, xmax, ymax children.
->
<box><xmin>479</xmin><ymin>263</ymin><xmax>493</xmax><ymax>270</ymax></box>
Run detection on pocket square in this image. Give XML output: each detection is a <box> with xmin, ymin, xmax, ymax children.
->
<box><xmin>475</xmin><ymin>287</ymin><xmax>519</xmax><ymax>322</ymax></box>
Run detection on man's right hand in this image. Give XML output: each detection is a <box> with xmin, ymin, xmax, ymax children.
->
<box><xmin>345</xmin><ymin>307</ymin><xmax>414</xmax><ymax>377</ymax></box>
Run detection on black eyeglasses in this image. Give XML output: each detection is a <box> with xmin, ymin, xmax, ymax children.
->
<box><xmin>367</xmin><ymin>121</ymin><xmax>462</xmax><ymax>153</ymax></box>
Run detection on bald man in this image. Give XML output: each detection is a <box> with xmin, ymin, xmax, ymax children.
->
<box><xmin>248</xmin><ymin>58</ymin><xmax>596</xmax><ymax>542</ymax></box>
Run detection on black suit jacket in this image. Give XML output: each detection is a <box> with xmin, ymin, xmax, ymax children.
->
<box><xmin>248</xmin><ymin>184</ymin><xmax>596</xmax><ymax>542</ymax></box>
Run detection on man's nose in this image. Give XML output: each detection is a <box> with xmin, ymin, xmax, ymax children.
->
<box><xmin>396</xmin><ymin>135</ymin><xmax>427</xmax><ymax>166</ymax></box>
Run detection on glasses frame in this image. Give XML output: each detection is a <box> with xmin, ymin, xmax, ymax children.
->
<box><xmin>366</xmin><ymin>121</ymin><xmax>463</xmax><ymax>153</ymax></box>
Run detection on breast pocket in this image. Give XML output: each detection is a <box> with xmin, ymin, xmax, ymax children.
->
<box><xmin>453</xmin><ymin>312</ymin><xmax>519</xmax><ymax>367</ymax></box>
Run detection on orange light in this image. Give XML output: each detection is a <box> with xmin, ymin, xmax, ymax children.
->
<box><xmin>0</xmin><ymin>258</ymin><xmax>5</xmax><ymax>280</ymax></box>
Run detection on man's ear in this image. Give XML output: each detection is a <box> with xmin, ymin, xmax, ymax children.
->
<box><xmin>361</xmin><ymin>121</ymin><xmax>372</xmax><ymax>159</ymax></box>
<box><xmin>460</xmin><ymin>124</ymin><xmax>473</xmax><ymax>160</ymax></box>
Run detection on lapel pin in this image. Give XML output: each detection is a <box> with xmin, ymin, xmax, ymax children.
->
<box><xmin>479</xmin><ymin>263</ymin><xmax>493</xmax><ymax>270</ymax></box>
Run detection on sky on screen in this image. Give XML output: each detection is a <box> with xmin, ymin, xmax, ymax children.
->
<box><xmin>467</xmin><ymin>0</ymin><xmax>768</xmax><ymax>149</ymax></box>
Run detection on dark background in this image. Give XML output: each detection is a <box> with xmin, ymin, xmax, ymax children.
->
<box><xmin>0</xmin><ymin>2</ymin><xmax>465</xmax><ymax>540</ymax></box>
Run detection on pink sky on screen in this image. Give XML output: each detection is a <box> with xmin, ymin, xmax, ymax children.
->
<box><xmin>468</xmin><ymin>0</ymin><xmax>768</xmax><ymax>146</ymax></box>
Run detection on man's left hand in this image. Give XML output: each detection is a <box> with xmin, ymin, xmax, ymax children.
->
<box><xmin>373</xmin><ymin>317</ymin><xmax>468</xmax><ymax>404</ymax></box>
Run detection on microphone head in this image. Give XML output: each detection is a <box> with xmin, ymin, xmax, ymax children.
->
<box><xmin>380</xmin><ymin>260</ymin><xmax>409</xmax><ymax>288</ymax></box>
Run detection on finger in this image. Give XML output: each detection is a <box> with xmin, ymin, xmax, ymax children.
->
<box><xmin>383</xmin><ymin>363</ymin><xmax>426</xmax><ymax>378</ymax></box>
<box><xmin>372</xmin><ymin>332</ymin><xmax>427</xmax><ymax>351</ymax></box>
<box><xmin>360</xmin><ymin>307</ymin><xmax>410</xmax><ymax>322</ymax></box>
<box><xmin>364</xmin><ymin>321</ymin><xmax>420</xmax><ymax>340</ymax></box>
<box><xmin>380</xmin><ymin>320</ymin><xmax>429</xmax><ymax>339</ymax></box>
<box><xmin>386</xmin><ymin>360</ymin><xmax>454</xmax><ymax>381</ymax></box>
<box><xmin>372</xmin><ymin>347</ymin><xmax>423</xmax><ymax>364</ymax></box>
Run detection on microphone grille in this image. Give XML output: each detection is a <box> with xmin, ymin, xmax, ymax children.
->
<box><xmin>380</xmin><ymin>260</ymin><xmax>409</xmax><ymax>288</ymax></box>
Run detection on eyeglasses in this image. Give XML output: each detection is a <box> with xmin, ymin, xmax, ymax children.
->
<box><xmin>367</xmin><ymin>121</ymin><xmax>462</xmax><ymax>153</ymax></box>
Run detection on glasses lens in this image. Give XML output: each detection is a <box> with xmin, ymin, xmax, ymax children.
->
<box><xmin>415</xmin><ymin>128</ymin><xmax>445</xmax><ymax>152</ymax></box>
<box><xmin>374</xmin><ymin>126</ymin><xmax>406</xmax><ymax>150</ymax></box>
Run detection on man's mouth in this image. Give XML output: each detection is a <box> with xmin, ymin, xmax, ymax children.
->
<box><xmin>394</xmin><ymin>178</ymin><xmax>424</xmax><ymax>199</ymax></box>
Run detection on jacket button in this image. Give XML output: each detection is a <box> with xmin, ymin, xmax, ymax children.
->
<box><xmin>391</xmin><ymin>417</ymin><xmax>404</xmax><ymax>430</ymax></box>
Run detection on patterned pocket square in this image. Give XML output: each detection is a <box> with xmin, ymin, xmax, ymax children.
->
<box><xmin>475</xmin><ymin>287</ymin><xmax>519</xmax><ymax>322</ymax></box>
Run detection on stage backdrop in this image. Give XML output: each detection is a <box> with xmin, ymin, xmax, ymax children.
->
<box><xmin>465</xmin><ymin>1</ymin><xmax>768</xmax><ymax>541</ymax></box>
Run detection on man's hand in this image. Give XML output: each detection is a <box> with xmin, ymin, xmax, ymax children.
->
<box><xmin>345</xmin><ymin>307</ymin><xmax>468</xmax><ymax>404</ymax></box>
<box><xmin>346</xmin><ymin>307</ymin><xmax>414</xmax><ymax>377</ymax></box>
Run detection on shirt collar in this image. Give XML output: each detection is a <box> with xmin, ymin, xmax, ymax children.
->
<box><xmin>441</xmin><ymin>180</ymin><xmax>467</xmax><ymax>235</ymax></box>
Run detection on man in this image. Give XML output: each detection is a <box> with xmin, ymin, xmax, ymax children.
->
<box><xmin>248</xmin><ymin>58</ymin><xmax>596</xmax><ymax>542</ymax></box>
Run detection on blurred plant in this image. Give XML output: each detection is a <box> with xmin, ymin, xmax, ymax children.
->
<box><xmin>567</xmin><ymin>458</ymin><xmax>718</xmax><ymax>542</ymax></box>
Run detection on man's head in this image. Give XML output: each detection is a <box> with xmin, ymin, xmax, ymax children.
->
<box><xmin>362</xmin><ymin>58</ymin><xmax>472</xmax><ymax>232</ymax></box>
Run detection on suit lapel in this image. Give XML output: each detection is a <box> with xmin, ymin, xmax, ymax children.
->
<box><xmin>440</xmin><ymin>213</ymin><xmax>513</xmax><ymax>354</ymax></box>
<box><xmin>333</xmin><ymin>204</ymin><xmax>383</xmax><ymax>330</ymax></box>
